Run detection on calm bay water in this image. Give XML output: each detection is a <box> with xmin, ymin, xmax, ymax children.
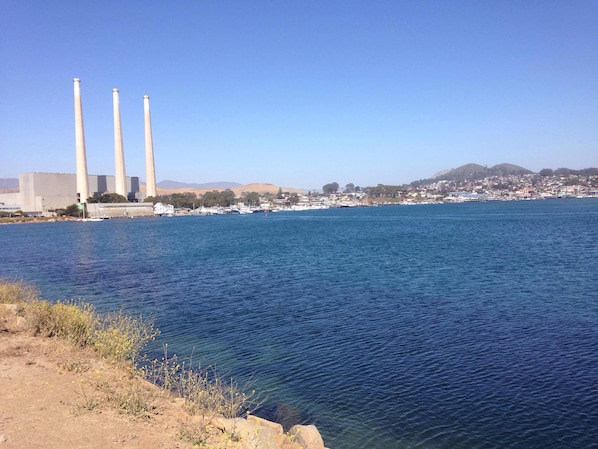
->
<box><xmin>1</xmin><ymin>199</ymin><xmax>597</xmax><ymax>448</ymax></box>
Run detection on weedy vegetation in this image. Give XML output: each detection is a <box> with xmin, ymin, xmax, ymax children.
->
<box><xmin>142</xmin><ymin>346</ymin><xmax>262</xmax><ymax>420</ymax></box>
<box><xmin>1</xmin><ymin>278</ymin><xmax>260</xmax><ymax>432</ymax></box>
<box><xmin>0</xmin><ymin>279</ymin><xmax>39</xmax><ymax>304</ymax></box>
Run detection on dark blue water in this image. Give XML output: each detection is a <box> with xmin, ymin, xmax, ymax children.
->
<box><xmin>1</xmin><ymin>199</ymin><xmax>597</xmax><ymax>448</ymax></box>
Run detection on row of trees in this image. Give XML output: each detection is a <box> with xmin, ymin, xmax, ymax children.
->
<box><xmin>146</xmin><ymin>190</ymin><xmax>275</xmax><ymax>208</ymax></box>
<box><xmin>322</xmin><ymin>182</ymin><xmax>362</xmax><ymax>194</ymax></box>
<box><xmin>201</xmin><ymin>190</ymin><xmax>236</xmax><ymax>207</ymax></box>
<box><xmin>146</xmin><ymin>192</ymin><xmax>201</xmax><ymax>209</ymax></box>
<box><xmin>540</xmin><ymin>168</ymin><xmax>598</xmax><ymax>177</ymax></box>
<box><xmin>87</xmin><ymin>193</ymin><xmax>128</xmax><ymax>203</ymax></box>
<box><xmin>363</xmin><ymin>184</ymin><xmax>406</xmax><ymax>198</ymax></box>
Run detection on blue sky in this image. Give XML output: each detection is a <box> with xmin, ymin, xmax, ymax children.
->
<box><xmin>1</xmin><ymin>0</ymin><xmax>596</xmax><ymax>191</ymax></box>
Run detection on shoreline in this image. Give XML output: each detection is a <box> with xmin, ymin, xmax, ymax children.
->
<box><xmin>0</xmin><ymin>300</ymin><xmax>329</xmax><ymax>449</ymax></box>
<box><xmin>2</xmin><ymin>196</ymin><xmax>596</xmax><ymax>226</ymax></box>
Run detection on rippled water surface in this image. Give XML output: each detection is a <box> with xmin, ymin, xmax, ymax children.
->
<box><xmin>1</xmin><ymin>199</ymin><xmax>597</xmax><ymax>448</ymax></box>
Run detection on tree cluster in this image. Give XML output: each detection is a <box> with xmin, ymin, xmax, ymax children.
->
<box><xmin>363</xmin><ymin>184</ymin><xmax>406</xmax><ymax>198</ymax></box>
<box><xmin>201</xmin><ymin>190</ymin><xmax>236</xmax><ymax>207</ymax></box>
<box><xmin>550</xmin><ymin>168</ymin><xmax>598</xmax><ymax>177</ymax></box>
<box><xmin>322</xmin><ymin>182</ymin><xmax>339</xmax><ymax>194</ymax></box>
<box><xmin>146</xmin><ymin>192</ymin><xmax>200</xmax><ymax>209</ymax></box>
<box><xmin>87</xmin><ymin>193</ymin><xmax>128</xmax><ymax>203</ymax></box>
<box><xmin>241</xmin><ymin>191</ymin><xmax>261</xmax><ymax>207</ymax></box>
<box><xmin>64</xmin><ymin>204</ymin><xmax>82</xmax><ymax>217</ymax></box>
<box><xmin>145</xmin><ymin>190</ymin><xmax>271</xmax><ymax>208</ymax></box>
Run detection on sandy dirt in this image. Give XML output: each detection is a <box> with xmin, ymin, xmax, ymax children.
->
<box><xmin>0</xmin><ymin>307</ymin><xmax>228</xmax><ymax>449</ymax></box>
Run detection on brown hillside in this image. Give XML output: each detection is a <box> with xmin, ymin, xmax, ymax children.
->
<box><xmin>142</xmin><ymin>183</ymin><xmax>305</xmax><ymax>196</ymax></box>
<box><xmin>231</xmin><ymin>183</ymin><xmax>305</xmax><ymax>195</ymax></box>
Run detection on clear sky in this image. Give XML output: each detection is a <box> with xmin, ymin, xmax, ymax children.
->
<box><xmin>1</xmin><ymin>0</ymin><xmax>596</xmax><ymax>191</ymax></box>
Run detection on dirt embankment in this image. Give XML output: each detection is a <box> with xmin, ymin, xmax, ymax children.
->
<box><xmin>0</xmin><ymin>305</ymin><xmax>209</xmax><ymax>449</ymax></box>
<box><xmin>0</xmin><ymin>305</ymin><xmax>327</xmax><ymax>449</ymax></box>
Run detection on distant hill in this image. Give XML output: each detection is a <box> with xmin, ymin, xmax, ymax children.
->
<box><xmin>231</xmin><ymin>183</ymin><xmax>305</xmax><ymax>195</ymax></box>
<box><xmin>489</xmin><ymin>163</ymin><xmax>534</xmax><ymax>177</ymax></box>
<box><xmin>146</xmin><ymin>181</ymin><xmax>305</xmax><ymax>196</ymax></box>
<box><xmin>442</xmin><ymin>163</ymin><xmax>532</xmax><ymax>180</ymax></box>
<box><xmin>156</xmin><ymin>180</ymin><xmax>242</xmax><ymax>190</ymax></box>
<box><xmin>414</xmin><ymin>163</ymin><xmax>533</xmax><ymax>185</ymax></box>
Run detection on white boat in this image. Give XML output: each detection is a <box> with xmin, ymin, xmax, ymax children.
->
<box><xmin>76</xmin><ymin>217</ymin><xmax>103</xmax><ymax>222</ymax></box>
<box><xmin>154</xmin><ymin>202</ymin><xmax>175</xmax><ymax>216</ymax></box>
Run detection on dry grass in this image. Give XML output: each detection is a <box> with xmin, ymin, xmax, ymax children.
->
<box><xmin>92</xmin><ymin>310</ymin><xmax>158</xmax><ymax>363</ymax></box>
<box><xmin>27</xmin><ymin>299</ymin><xmax>95</xmax><ymax>345</ymax></box>
<box><xmin>0</xmin><ymin>279</ymin><xmax>159</xmax><ymax>363</ymax></box>
<box><xmin>141</xmin><ymin>346</ymin><xmax>262</xmax><ymax>420</ymax></box>
<box><xmin>0</xmin><ymin>278</ymin><xmax>162</xmax><ymax>421</ymax></box>
<box><xmin>176</xmin><ymin>417</ymin><xmax>213</xmax><ymax>446</ymax></box>
<box><xmin>58</xmin><ymin>359</ymin><xmax>91</xmax><ymax>374</ymax></box>
<box><xmin>1</xmin><ymin>279</ymin><xmax>260</xmax><ymax>426</ymax></box>
<box><xmin>106</xmin><ymin>383</ymin><xmax>158</xmax><ymax>418</ymax></box>
<box><xmin>69</xmin><ymin>365</ymin><xmax>160</xmax><ymax>419</ymax></box>
<box><xmin>0</xmin><ymin>279</ymin><xmax>39</xmax><ymax>304</ymax></box>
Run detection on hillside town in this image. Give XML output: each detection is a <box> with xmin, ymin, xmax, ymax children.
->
<box><xmin>1</xmin><ymin>166</ymin><xmax>597</xmax><ymax>219</ymax></box>
<box><xmin>366</xmin><ymin>169</ymin><xmax>598</xmax><ymax>205</ymax></box>
<box><xmin>157</xmin><ymin>168</ymin><xmax>598</xmax><ymax>215</ymax></box>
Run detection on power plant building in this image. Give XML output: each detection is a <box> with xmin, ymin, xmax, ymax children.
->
<box><xmin>10</xmin><ymin>172</ymin><xmax>141</xmax><ymax>215</ymax></box>
<box><xmin>0</xmin><ymin>78</ymin><xmax>158</xmax><ymax>218</ymax></box>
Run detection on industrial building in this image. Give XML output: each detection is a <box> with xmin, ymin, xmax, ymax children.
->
<box><xmin>0</xmin><ymin>172</ymin><xmax>141</xmax><ymax>216</ymax></box>
<box><xmin>0</xmin><ymin>78</ymin><xmax>158</xmax><ymax>218</ymax></box>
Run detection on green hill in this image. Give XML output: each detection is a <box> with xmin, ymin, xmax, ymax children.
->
<box><xmin>415</xmin><ymin>163</ymin><xmax>533</xmax><ymax>185</ymax></box>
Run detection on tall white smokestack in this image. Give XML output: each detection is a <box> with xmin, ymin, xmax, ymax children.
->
<box><xmin>73</xmin><ymin>78</ymin><xmax>89</xmax><ymax>203</ymax></box>
<box><xmin>112</xmin><ymin>88</ymin><xmax>127</xmax><ymax>198</ymax></box>
<box><xmin>144</xmin><ymin>95</ymin><xmax>157</xmax><ymax>198</ymax></box>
